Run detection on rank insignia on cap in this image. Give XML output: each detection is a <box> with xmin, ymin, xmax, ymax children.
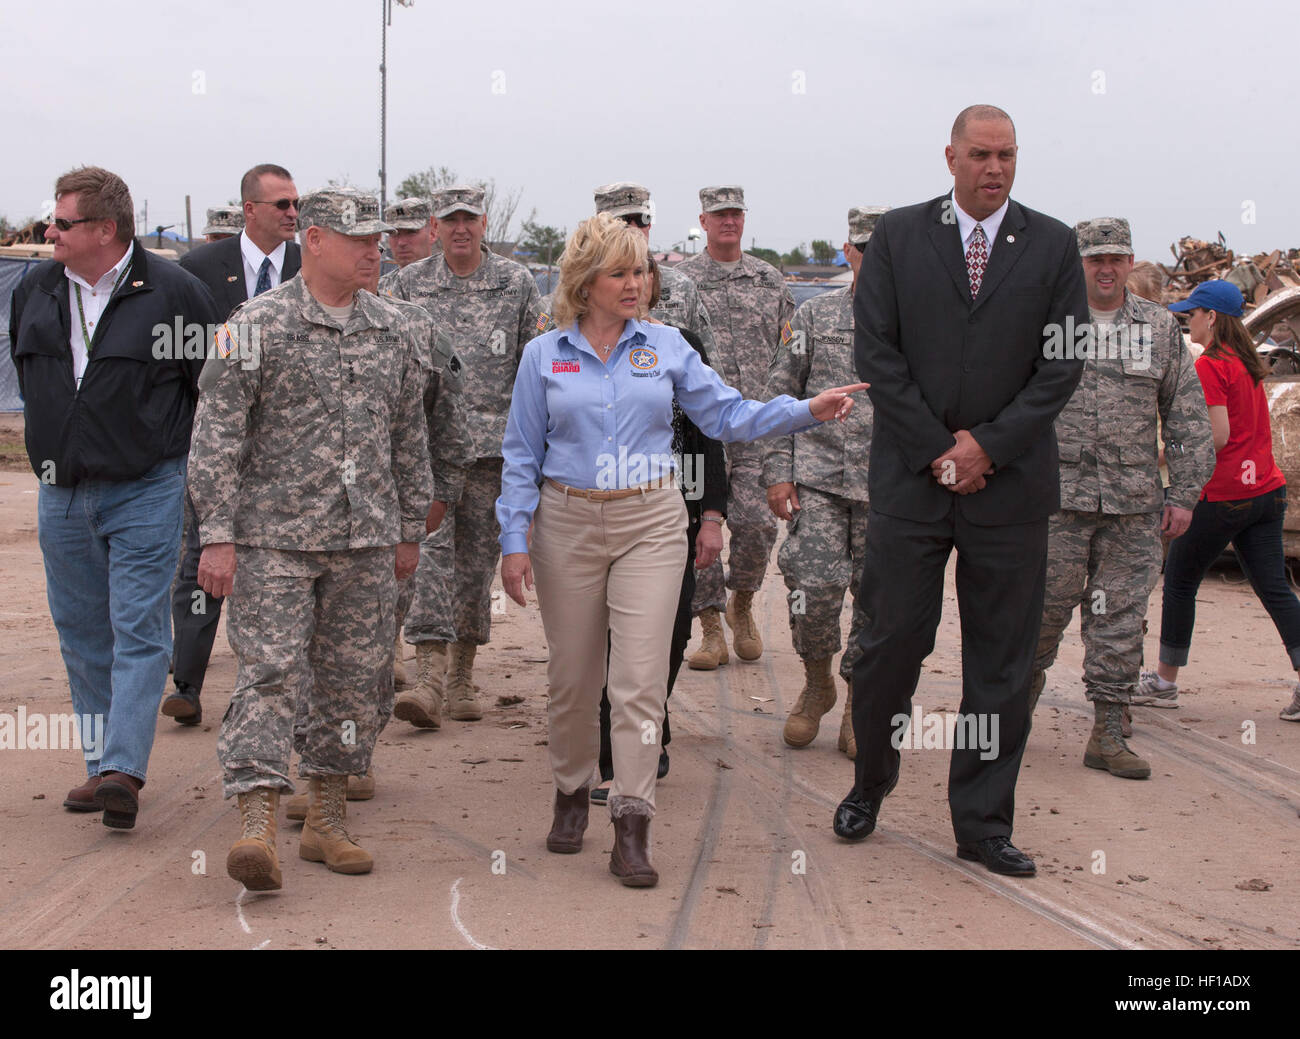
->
<box><xmin>780</xmin><ymin>321</ymin><xmax>793</xmax><ymax>345</ymax></box>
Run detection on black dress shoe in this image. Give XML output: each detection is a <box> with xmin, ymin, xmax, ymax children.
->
<box><xmin>161</xmin><ymin>684</ymin><xmax>201</xmax><ymax>726</ymax></box>
<box><xmin>832</xmin><ymin>769</ymin><xmax>899</xmax><ymax>841</ymax></box>
<box><xmin>956</xmin><ymin>836</ymin><xmax>1036</xmax><ymax>876</ymax></box>
<box><xmin>657</xmin><ymin>749</ymin><xmax>669</xmax><ymax>779</ymax></box>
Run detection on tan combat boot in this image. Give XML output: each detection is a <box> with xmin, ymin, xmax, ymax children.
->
<box><xmin>227</xmin><ymin>788</ymin><xmax>282</xmax><ymax>890</ymax></box>
<box><xmin>393</xmin><ymin>642</ymin><xmax>445</xmax><ymax>729</ymax></box>
<box><xmin>837</xmin><ymin>681</ymin><xmax>856</xmax><ymax>759</ymax></box>
<box><xmin>393</xmin><ymin>635</ymin><xmax>408</xmax><ymax>689</ymax></box>
<box><xmin>1084</xmin><ymin>702</ymin><xmax>1151</xmax><ymax>779</ymax></box>
<box><xmin>687</xmin><ymin>609</ymin><xmax>729</xmax><ymax>670</ymax></box>
<box><xmin>445</xmin><ymin>641</ymin><xmax>483</xmax><ymax>721</ymax></box>
<box><xmin>299</xmin><ymin>776</ymin><xmax>373</xmax><ymax>874</ymax></box>
<box><xmin>783</xmin><ymin>656</ymin><xmax>838</xmax><ymax>748</ymax></box>
<box><xmin>347</xmin><ymin>770</ymin><xmax>375</xmax><ymax>800</ymax></box>
<box><xmin>726</xmin><ymin>590</ymin><xmax>763</xmax><ymax>660</ymax></box>
<box><xmin>285</xmin><ymin>790</ymin><xmax>307</xmax><ymax>822</ymax></box>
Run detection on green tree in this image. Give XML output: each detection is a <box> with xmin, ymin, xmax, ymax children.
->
<box><xmin>810</xmin><ymin>239</ymin><xmax>836</xmax><ymax>263</ymax></box>
<box><xmin>517</xmin><ymin>217</ymin><xmax>566</xmax><ymax>264</ymax></box>
<box><xmin>747</xmin><ymin>246</ymin><xmax>782</xmax><ymax>267</ymax></box>
<box><xmin>781</xmin><ymin>244</ymin><xmax>808</xmax><ymax>266</ymax></box>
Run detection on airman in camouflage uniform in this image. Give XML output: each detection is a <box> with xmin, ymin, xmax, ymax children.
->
<box><xmin>765</xmin><ymin>207</ymin><xmax>884</xmax><ymax>758</ymax></box>
<box><xmin>189</xmin><ymin>189</ymin><xmax>433</xmax><ymax>888</ymax></box>
<box><xmin>387</xmin><ymin>185</ymin><xmax>543</xmax><ymax>724</ymax></box>
<box><xmin>677</xmin><ymin>185</ymin><xmax>795</xmax><ymax>667</ymax></box>
<box><xmin>1029</xmin><ymin>217</ymin><xmax>1215</xmax><ymax>779</ymax></box>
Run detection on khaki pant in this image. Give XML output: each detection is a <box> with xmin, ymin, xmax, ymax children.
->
<box><xmin>531</xmin><ymin>483</ymin><xmax>687</xmax><ymax>808</ymax></box>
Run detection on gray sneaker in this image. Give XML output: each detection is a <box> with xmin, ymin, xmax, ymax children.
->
<box><xmin>1132</xmin><ymin>670</ymin><xmax>1179</xmax><ymax>708</ymax></box>
<box><xmin>1281</xmin><ymin>685</ymin><xmax>1300</xmax><ymax>722</ymax></box>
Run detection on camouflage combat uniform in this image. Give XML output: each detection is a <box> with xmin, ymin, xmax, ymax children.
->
<box><xmin>190</xmin><ymin>270</ymin><xmax>433</xmax><ymax>798</ymax></box>
<box><xmin>764</xmin><ymin>283</ymin><xmax>873</xmax><ymax>681</ymax></box>
<box><xmin>388</xmin><ymin>244</ymin><xmax>541</xmax><ymax>646</ymax></box>
<box><xmin>677</xmin><ymin>244</ymin><xmax>794</xmax><ymax>611</ymax></box>
<box><xmin>1031</xmin><ymin>266</ymin><xmax>1214</xmax><ymax>705</ymax></box>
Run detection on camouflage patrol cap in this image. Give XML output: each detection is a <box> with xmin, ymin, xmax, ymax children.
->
<box><xmin>385</xmin><ymin>197</ymin><xmax>432</xmax><ymax>230</ymax></box>
<box><xmin>201</xmin><ymin>205</ymin><xmax>244</xmax><ymax>236</ymax></box>
<box><xmin>1076</xmin><ymin>217</ymin><xmax>1134</xmax><ymax>257</ymax></box>
<box><xmin>699</xmin><ymin>185</ymin><xmax>747</xmax><ymax>213</ymax></box>
<box><xmin>298</xmin><ymin>188</ymin><xmax>394</xmax><ymax>236</ymax></box>
<box><xmin>848</xmin><ymin>205</ymin><xmax>889</xmax><ymax>245</ymax></box>
<box><xmin>594</xmin><ymin>182</ymin><xmax>651</xmax><ymax>220</ymax></box>
<box><xmin>432</xmin><ymin>185</ymin><xmax>486</xmax><ymax>219</ymax></box>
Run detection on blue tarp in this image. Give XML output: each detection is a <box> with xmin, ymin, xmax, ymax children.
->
<box><xmin>0</xmin><ymin>255</ymin><xmax>44</xmax><ymax>411</ymax></box>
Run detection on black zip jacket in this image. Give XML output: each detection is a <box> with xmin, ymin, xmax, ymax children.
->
<box><xmin>9</xmin><ymin>243</ymin><xmax>220</xmax><ymax>486</ymax></box>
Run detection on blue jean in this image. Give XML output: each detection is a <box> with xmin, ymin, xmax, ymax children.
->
<box><xmin>37</xmin><ymin>457</ymin><xmax>186</xmax><ymax>782</ymax></box>
<box><xmin>1159</xmin><ymin>486</ymin><xmax>1300</xmax><ymax>670</ymax></box>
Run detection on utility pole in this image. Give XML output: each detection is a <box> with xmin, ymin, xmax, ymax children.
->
<box><xmin>379</xmin><ymin>0</ymin><xmax>414</xmax><ymax>215</ymax></box>
<box><xmin>185</xmin><ymin>195</ymin><xmax>193</xmax><ymax>246</ymax></box>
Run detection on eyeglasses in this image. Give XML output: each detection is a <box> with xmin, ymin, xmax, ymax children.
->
<box><xmin>250</xmin><ymin>198</ymin><xmax>299</xmax><ymax>211</ymax></box>
<box><xmin>48</xmin><ymin>216</ymin><xmax>97</xmax><ymax>232</ymax></box>
<box><xmin>621</xmin><ymin>214</ymin><xmax>651</xmax><ymax>229</ymax></box>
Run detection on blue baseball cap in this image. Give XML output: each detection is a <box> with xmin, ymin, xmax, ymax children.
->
<box><xmin>1167</xmin><ymin>279</ymin><xmax>1244</xmax><ymax>318</ymax></box>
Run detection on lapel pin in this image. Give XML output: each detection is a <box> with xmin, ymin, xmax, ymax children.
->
<box><xmin>227</xmin><ymin>275</ymin><xmax>239</xmax><ymax>282</ymax></box>
<box><xmin>131</xmin><ymin>280</ymin><xmax>143</xmax><ymax>287</ymax></box>
<box><xmin>1006</xmin><ymin>234</ymin><xmax>1015</xmax><ymax>243</ymax></box>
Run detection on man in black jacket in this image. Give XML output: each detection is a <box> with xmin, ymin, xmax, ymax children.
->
<box><xmin>10</xmin><ymin>166</ymin><xmax>219</xmax><ymax>829</ymax></box>
<box><xmin>835</xmin><ymin>107</ymin><xmax>1088</xmax><ymax>875</ymax></box>
<box><xmin>165</xmin><ymin>164</ymin><xmax>301</xmax><ymax>724</ymax></box>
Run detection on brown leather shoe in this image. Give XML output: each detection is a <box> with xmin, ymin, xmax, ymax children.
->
<box><xmin>546</xmin><ymin>787</ymin><xmax>589</xmax><ymax>853</ymax></box>
<box><xmin>609</xmin><ymin>811</ymin><xmax>658</xmax><ymax>887</ymax></box>
<box><xmin>64</xmin><ymin>775</ymin><xmax>102</xmax><ymax>812</ymax></box>
<box><xmin>94</xmin><ymin>771</ymin><xmax>142</xmax><ymax>829</ymax></box>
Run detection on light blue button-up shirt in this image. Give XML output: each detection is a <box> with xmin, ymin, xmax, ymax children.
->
<box><xmin>497</xmin><ymin>319</ymin><xmax>819</xmax><ymax>555</ymax></box>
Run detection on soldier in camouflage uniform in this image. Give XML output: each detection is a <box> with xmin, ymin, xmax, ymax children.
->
<box><xmin>387</xmin><ymin>185</ymin><xmax>543</xmax><ymax>723</ymax></box>
<box><xmin>201</xmin><ymin>205</ymin><xmax>244</xmax><ymax>242</ymax></box>
<box><xmin>378</xmin><ymin>196</ymin><xmax>466</xmax><ymax>697</ymax></box>
<box><xmin>765</xmin><ymin>207</ymin><xmax>885</xmax><ymax>758</ymax></box>
<box><xmin>1028</xmin><ymin>217</ymin><xmax>1215</xmax><ymax>779</ymax></box>
<box><xmin>677</xmin><ymin>186</ymin><xmax>795</xmax><ymax>667</ymax></box>
<box><xmin>190</xmin><ymin>189</ymin><xmax>433</xmax><ymax>889</ymax></box>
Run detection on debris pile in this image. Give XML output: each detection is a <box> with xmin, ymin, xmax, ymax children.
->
<box><xmin>1160</xmin><ymin>234</ymin><xmax>1300</xmax><ymax>310</ymax></box>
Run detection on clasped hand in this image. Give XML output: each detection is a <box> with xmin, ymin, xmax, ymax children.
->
<box><xmin>930</xmin><ymin>430</ymin><xmax>994</xmax><ymax>494</ymax></box>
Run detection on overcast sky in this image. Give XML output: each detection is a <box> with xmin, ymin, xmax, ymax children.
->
<box><xmin>2</xmin><ymin>0</ymin><xmax>1294</xmax><ymax>262</ymax></box>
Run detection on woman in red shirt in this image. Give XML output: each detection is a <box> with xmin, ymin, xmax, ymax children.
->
<box><xmin>1139</xmin><ymin>281</ymin><xmax>1300</xmax><ymax>721</ymax></box>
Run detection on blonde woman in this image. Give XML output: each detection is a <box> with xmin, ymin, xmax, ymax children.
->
<box><xmin>496</xmin><ymin>214</ymin><xmax>867</xmax><ymax>886</ymax></box>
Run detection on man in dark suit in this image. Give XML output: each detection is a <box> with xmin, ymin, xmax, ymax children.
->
<box><xmin>835</xmin><ymin>105</ymin><xmax>1088</xmax><ymax>876</ymax></box>
<box><xmin>165</xmin><ymin>164</ymin><xmax>301</xmax><ymax>724</ymax></box>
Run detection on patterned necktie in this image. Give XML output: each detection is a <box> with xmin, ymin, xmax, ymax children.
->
<box><xmin>255</xmin><ymin>257</ymin><xmax>272</xmax><ymax>296</ymax></box>
<box><xmin>966</xmin><ymin>223</ymin><xmax>988</xmax><ymax>299</ymax></box>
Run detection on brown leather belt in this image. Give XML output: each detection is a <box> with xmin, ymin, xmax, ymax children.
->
<box><xmin>544</xmin><ymin>476</ymin><xmax>674</xmax><ymax>502</ymax></box>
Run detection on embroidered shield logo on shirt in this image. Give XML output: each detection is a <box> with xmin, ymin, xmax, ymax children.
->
<box><xmin>630</xmin><ymin>348</ymin><xmax>658</xmax><ymax>369</ymax></box>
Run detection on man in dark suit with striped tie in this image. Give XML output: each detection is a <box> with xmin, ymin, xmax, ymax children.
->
<box><xmin>166</xmin><ymin>164</ymin><xmax>302</xmax><ymax>724</ymax></box>
<box><xmin>835</xmin><ymin>106</ymin><xmax>1088</xmax><ymax>876</ymax></box>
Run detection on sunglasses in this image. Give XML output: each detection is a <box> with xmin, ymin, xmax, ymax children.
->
<box><xmin>250</xmin><ymin>198</ymin><xmax>299</xmax><ymax>211</ymax></box>
<box><xmin>49</xmin><ymin>216</ymin><xmax>98</xmax><ymax>232</ymax></box>
<box><xmin>621</xmin><ymin>214</ymin><xmax>651</xmax><ymax>229</ymax></box>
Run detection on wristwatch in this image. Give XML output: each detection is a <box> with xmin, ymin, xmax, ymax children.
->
<box><xmin>702</xmin><ymin>514</ymin><xmax>724</xmax><ymax>525</ymax></box>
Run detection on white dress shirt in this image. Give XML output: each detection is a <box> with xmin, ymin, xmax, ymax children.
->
<box><xmin>66</xmin><ymin>241</ymin><xmax>134</xmax><ymax>385</ymax></box>
<box><xmin>951</xmin><ymin>193</ymin><xmax>1010</xmax><ymax>264</ymax></box>
<box><xmin>239</xmin><ymin>230</ymin><xmax>287</xmax><ymax>299</ymax></box>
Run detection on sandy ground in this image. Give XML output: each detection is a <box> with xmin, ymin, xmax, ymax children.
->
<box><xmin>0</xmin><ymin>445</ymin><xmax>1297</xmax><ymax>950</ymax></box>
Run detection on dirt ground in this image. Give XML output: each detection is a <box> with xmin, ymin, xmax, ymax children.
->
<box><xmin>1</xmin><ymin>446</ymin><xmax>1297</xmax><ymax>950</ymax></box>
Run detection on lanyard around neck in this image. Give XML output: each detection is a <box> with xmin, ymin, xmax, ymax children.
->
<box><xmin>73</xmin><ymin>260</ymin><xmax>133</xmax><ymax>358</ymax></box>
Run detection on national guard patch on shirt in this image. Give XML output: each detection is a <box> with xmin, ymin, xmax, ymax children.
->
<box><xmin>552</xmin><ymin>359</ymin><xmax>580</xmax><ymax>373</ymax></box>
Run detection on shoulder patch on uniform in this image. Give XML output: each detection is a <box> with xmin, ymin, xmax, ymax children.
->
<box><xmin>780</xmin><ymin>321</ymin><xmax>793</xmax><ymax>345</ymax></box>
<box><xmin>537</xmin><ymin>312</ymin><xmax>551</xmax><ymax>332</ymax></box>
